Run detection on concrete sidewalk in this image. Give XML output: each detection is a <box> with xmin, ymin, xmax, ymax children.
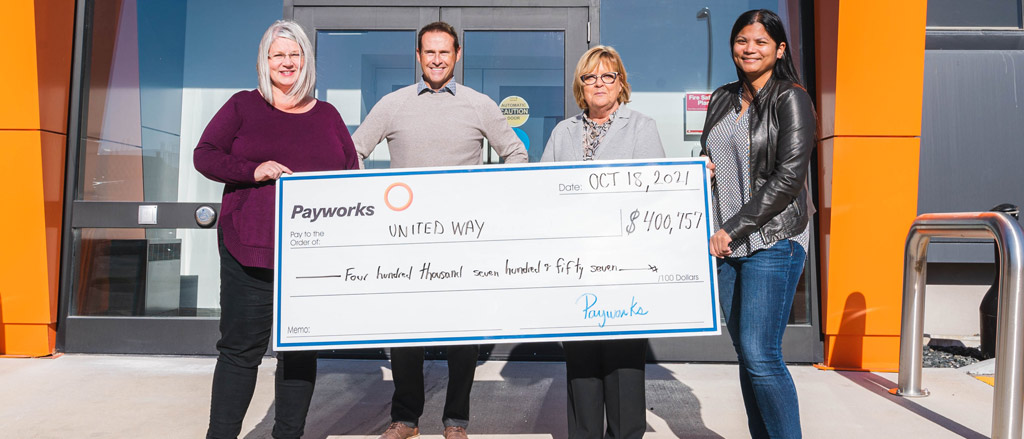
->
<box><xmin>0</xmin><ymin>355</ymin><xmax>995</xmax><ymax>438</ymax></box>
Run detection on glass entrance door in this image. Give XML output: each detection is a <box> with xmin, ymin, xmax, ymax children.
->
<box><xmin>293</xmin><ymin>3</ymin><xmax>589</xmax><ymax>359</ymax></box>
<box><xmin>68</xmin><ymin>71</ymin><xmax>224</xmax><ymax>351</ymax></box>
<box><xmin>447</xmin><ymin>7</ymin><xmax>588</xmax><ymax>162</ymax></box>
<box><xmin>295</xmin><ymin>5</ymin><xmax>588</xmax><ymax>167</ymax></box>
<box><xmin>60</xmin><ymin>0</ymin><xmax>240</xmax><ymax>354</ymax></box>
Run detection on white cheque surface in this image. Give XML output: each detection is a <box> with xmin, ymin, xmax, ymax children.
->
<box><xmin>273</xmin><ymin>159</ymin><xmax>719</xmax><ymax>350</ymax></box>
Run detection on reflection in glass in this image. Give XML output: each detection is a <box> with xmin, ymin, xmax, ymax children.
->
<box><xmin>601</xmin><ymin>0</ymin><xmax>801</xmax><ymax>157</ymax></box>
<box><xmin>74</xmin><ymin>228</ymin><xmax>220</xmax><ymax>317</ymax></box>
<box><xmin>79</xmin><ymin>0</ymin><xmax>280</xmax><ymax>205</ymax></box>
<box><xmin>463</xmin><ymin>31</ymin><xmax>565</xmax><ymax>162</ymax></box>
<box><xmin>72</xmin><ymin>0</ymin><xmax>280</xmax><ymax>322</ymax></box>
<box><xmin>602</xmin><ymin>0</ymin><xmax>812</xmax><ymax>325</ymax></box>
<box><xmin>316</xmin><ymin>30</ymin><xmax>416</xmax><ymax>169</ymax></box>
<box><xmin>81</xmin><ymin>0</ymin><xmax>187</xmax><ymax>203</ymax></box>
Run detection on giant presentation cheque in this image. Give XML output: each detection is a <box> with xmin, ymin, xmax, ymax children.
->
<box><xmin>273</xmin><ymin>159</ymin><xmax>719</xmax><ymax>350</ymax></box>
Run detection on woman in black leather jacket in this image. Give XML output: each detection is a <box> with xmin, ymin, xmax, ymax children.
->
<box><xmin>699</xmin><ymin>9</ymin><xmax>815</xmax><ymax>439</ymax></box>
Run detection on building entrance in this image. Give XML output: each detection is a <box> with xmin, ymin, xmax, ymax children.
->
<box><xmin>288</xmin><ymin>1</ymin><xmax>821</xmax><ymax>362</ymax></box>
<box><xmin>59</xmin><ymin>0</ymin><xmax>821</xmax><ymax>362</ymax></box>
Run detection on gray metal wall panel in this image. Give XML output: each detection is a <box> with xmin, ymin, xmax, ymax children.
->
<box><xmin>926</xmin><ymin>0</ymin><xmax>1021</xmax><ymax>28</ymax></box>
<box><xmin>920</xmin><ymin>50</ymin><xmax>1024</xmax><ymax>262</ymax></box>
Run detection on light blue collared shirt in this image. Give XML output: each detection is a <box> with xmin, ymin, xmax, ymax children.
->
<box><xmin>417</xmin><ymin>77</ymin><xmax>457</xmax><ymax>95</ymax></box>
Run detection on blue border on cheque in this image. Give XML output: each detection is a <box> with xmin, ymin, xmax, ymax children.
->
<box><xmin>274</xmin><ymin>159</ymin><xmax>717</xmax><ymax>348</ymax></box>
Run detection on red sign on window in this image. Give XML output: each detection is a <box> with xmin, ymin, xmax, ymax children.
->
<box><xmin>685</xmin><ymin>92</ymin><xmax>712</xmax><ymax>135</ymax></box>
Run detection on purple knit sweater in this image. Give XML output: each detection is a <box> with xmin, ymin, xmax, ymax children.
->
<box><xmin>194</xmin><ymin>90</ymin><xmax>358</xmax><ymax>269</ymax></box>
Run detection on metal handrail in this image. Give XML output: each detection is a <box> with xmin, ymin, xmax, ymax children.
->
<box><xmin>890</xmin><ymin>212</ymin><xmax>1024</xmax><ymax>439</ymax></box>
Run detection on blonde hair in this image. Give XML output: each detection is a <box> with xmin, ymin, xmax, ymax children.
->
<box><xmin>572</xmin><ymin>45</ymin><xmax>631</xmax><ymax>112</ymax></box>
<box><xmin>256</xmin><ymin>20</ymin><xmax>316</xmax><ymax>106</ymax></box>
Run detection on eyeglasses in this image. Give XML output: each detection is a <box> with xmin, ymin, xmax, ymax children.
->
<box><xmin>580</xmin><ymin>72</ymin><xmax>619</xmax><ymax>85</ymax></box>
<box><xmin>269</xmin><ymin>52</ymin><xmax>304</xmax><ymax>63</ymax></box>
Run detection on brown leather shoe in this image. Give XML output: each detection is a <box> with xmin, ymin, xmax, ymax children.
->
<box><xmin>379</xmin><ymin>422</ymin><xmax>420</xmax><ymax>439</ymax></box>
<box><xmin>443</xmin><ymin>426</ymin><xmax>468</xmax><ymax>439</ymax></box>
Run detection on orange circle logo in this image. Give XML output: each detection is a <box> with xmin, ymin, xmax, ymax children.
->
<box><xmin>384</xmin><ymin>182</ymin><xmax>413</xmax><ymax>211</ymax></box>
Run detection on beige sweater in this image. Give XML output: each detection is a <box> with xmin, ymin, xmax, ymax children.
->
<box><xmin>352</xmin><ymin>84</ymin><xmax>528</xmax><ymax>168</ymax></box>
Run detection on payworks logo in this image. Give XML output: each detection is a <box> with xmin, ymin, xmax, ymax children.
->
<box><xmin>290</xmin><ymin>203</ymin><xmax>375</xmax><ymax>222</ymax></box>
<box><xmin>384</xmin><ymin>182</ymin><xmax>413</xmax><ymax>211</ymax></box>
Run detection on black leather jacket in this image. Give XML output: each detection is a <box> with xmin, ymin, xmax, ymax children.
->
<box><xmin>699</xmin><ymin>77</ymin><xmax>817</xmax><ymax>246</ymax></box>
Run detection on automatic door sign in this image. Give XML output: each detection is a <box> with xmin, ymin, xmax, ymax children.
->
<box><xmin>500</xmin><ymin>96</ymin><xmax>530</xmax><ymax>127</ymax></box>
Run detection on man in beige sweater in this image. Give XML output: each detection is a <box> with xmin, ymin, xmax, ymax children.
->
<box><xmin>353</xmin><ymin>23</ymin><xmax>527</xmax><ymax>168</ymax></box>
<box><xmin>352</xmin><ymin>21</ymin><xmax>527</xmax><ymax>439</ymax></box>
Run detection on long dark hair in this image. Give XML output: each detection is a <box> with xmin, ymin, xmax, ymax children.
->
<box><xmin>730</xmin><ymin>9</ymin><xmax>800</xmax><ymax>103</ymax></box>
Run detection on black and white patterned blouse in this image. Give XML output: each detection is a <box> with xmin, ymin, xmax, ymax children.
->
<box><xmin>581</xmin><ymin>108</ymin><xmax>619</xmax><ymax>160</ymax></box>
<box><xmin>706</xmin><ymin>91</ymin><xmax>809</xmax><ymax>257</ymax></box>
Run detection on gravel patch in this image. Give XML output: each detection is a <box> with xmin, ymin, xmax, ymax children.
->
<box><xmin>923</xmin><ymin>345</ymin><xmax>990</xmax><ymax>368</ymax></box>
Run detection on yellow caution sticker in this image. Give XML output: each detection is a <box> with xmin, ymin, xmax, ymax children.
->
<box><xmin>499</xmin><ymin>95</ymin><xmax>530</xmax><ymax>127</ymax></box>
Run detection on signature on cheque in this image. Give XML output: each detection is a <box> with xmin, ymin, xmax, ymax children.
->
<box><xmin>576</xmin><ymin>293</ymin><xmax>649</xmax><ymax>328</ymax></box>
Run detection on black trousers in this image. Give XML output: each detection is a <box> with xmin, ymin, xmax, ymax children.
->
<box><xmin>390</xmin><ymin>345</ymin><xmax>479</xmax><ymax>428</ymax></box>
<box><xmin>564</xmin><ymin>338</ymin><xmax>647</xmax><ymax>439</ymax></box>
<box><xmin>207</xmin><ymin>240</ymin><xmax>318</xmax><ymax>439</ymax></box>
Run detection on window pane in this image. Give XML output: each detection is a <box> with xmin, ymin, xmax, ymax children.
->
<box><xmin>463</xmin><ymin>31</ymin><xmax>565</xmax><ymax>163</ymax></box>
<box><xmin>602</xmin><ymin>0</ymin><xmax>811</xmax><ymax>324</ymax></box>
<box><xmin>601</xmin><ymin>0</ymin><xmax>802</xmax><ymax>158</ymax></box>
<box><xmin>315</xmin><ymin>30</ymin><xmax>417</xmax><ymax>169</ymax></box>
<box><xmin>79</xmin><ymin>0</ymin><xmax>280</xmax><ymax>202</ymax></box>
<box><xmin>927</xmin><ymin>0</ymin><xmax>1022</xmax><ymax>28</ymax></box>
<box><xmin>72</xmin><ymin>228</ymin><xmax>220</xmax><ymax>317</ymax></box>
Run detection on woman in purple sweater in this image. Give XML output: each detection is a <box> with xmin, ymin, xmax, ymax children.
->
<box><xmin>194</xmin><ymin>20</ymin><xmax>358</xmax><ymax>439</ymax></box>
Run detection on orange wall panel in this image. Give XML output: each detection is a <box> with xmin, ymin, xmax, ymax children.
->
<box><xmin>825</xmin><ymin>334</ymin><xmax>901</xmax><ymax>372</ymax></box>
<box><xmin>0</xmin><ymin>131</ymin><xmax>55</xmax><ymax>324</ymax></box>
<box><xmin>833</xmin><ymin>0</ymin><xmax>927</xmax><ymax>137</ymax></box>
<box><xmin>0</xmin><ymin>0</ymin><xmax>74</xmax><ymax>356</ymax></box>
<box><xmin>0</xmin><ymin>1</ymin><xmax>41</xmax><ymax>130</ymax></box>
<box><xmin>2</xmin><ymin>324</ymin><xmax>56</xmax><ymax>358</ymax></box>
<box><xmin>33</xmin><ymin>0</ymin><xmax>76</xmax><ymax>134</ymax></box>
<box><xmin>815</xmin><ymin>1</ymin><xmax>927</xmax><ymax>370</ymax></box>
<box><xmin>825</xmin><ymin>137</ymin><xmax>920</xmax><ymax>336</ymax></box>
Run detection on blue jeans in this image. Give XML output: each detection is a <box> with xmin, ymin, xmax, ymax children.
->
<box><xmin>718</xmin><ymin>239</ymin><xmax>806</xmax><ymax>439</ymax></box>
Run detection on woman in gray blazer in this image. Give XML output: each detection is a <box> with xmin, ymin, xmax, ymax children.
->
<box><xmin>541</xmin><ymin>45</ymin><xmax>665</xmax><ymax>439</ymax></box>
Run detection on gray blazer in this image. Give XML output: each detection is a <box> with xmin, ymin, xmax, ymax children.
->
<box><xmin>540</xmin><ymin>105</ymin><xmax>666</xmax><ymax>162</ymax></box>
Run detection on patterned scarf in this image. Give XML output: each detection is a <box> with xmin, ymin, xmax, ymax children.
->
<box><xmin>581</xmin><ymin>108</ymin><xmax>618</xmax><ymax>160</ymax></box>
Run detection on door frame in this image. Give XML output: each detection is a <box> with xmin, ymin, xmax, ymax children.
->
<box><xmin>58</xmin><ymin>0</ymin><xmax>226</xmax><ymax>354</ymax></box>
<box><xmin>287</xmin><ymin>0</ymin><xmax>597</xmax><ymax>126</ymax></box>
